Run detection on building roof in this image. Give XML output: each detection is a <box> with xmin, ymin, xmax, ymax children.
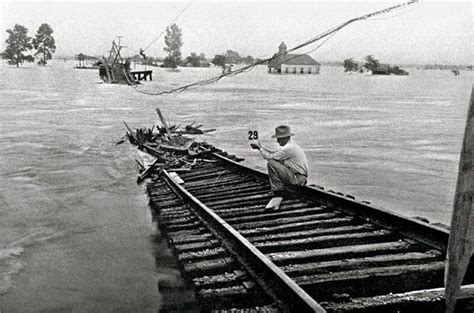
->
<box><xmin>268</xmin><ymin>53</ymin><xmax>320</xmax><ymax>68</ymax></box>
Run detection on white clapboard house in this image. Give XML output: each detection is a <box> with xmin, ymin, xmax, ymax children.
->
<box><xmin>268</xmin><ymin>42</ymin><xmax>320</xmax><ymax>74</ymax></box>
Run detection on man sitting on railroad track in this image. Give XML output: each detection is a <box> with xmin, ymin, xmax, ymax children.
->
<box><xmin>250</xmin><ymin>125</ymin><xmax>308</xmax><ymax>210</ymax></box>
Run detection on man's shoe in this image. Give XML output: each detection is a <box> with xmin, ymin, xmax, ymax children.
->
<box><xmin>265</xmin><ymin>197</ymin><xmax>283</xmax><ymax>211</ymax></box>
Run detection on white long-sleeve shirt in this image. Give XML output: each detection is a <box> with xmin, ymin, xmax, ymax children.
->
<box><xmin>259</xmin><ymin>139</ymin><xmax>308</xmax><ymax>177</ymax></box>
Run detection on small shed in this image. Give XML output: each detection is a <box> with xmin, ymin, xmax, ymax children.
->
<box><xmin>372</xmin><ymin>64</ymin><xmax>409</xmax><ymax>76</ymax></box>
<box><xmin>268</xmin><ymin>42</ymin><xmax>320</xmax><ymax>74</ymax></box>
<box><xmin>371</xmin><ymin>64</ymin><xmax>391</xmax><ymax>75</ymax></box>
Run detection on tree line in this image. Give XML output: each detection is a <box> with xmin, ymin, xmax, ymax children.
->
<box><xmin>344</xmin><ymin>55</ymin><xmax>409</xmax><ymax>75</ymax></box>
<box><xmin>160</xmin><ymin>23</ymin><xmax>262</xmax><ymax>70</ymax></box>
<box><xmin>343</xmin><ymin>55</ymin><xmax>380</xmax><ymax>73</ymax></box>
<box><xmin>3</xmin><ymin>23</ymin><xmax>56</xmax><ymax>67</ymax></box>
<box><xmin>2</xmin><ymin>22</ymin><xmax>260</xmax><ymax>70</ymax></box>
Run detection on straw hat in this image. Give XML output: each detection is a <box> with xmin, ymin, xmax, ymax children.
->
<box><xmin>271</xmin><ymin>125</ymin><xmax>294</xmax><ymax>138</ymax></box>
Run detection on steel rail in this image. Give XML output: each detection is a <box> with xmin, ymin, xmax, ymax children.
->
<box><xmin>161</xmin><ymin>169</ymin><xmax>327</xmax><ymax>313</ymax></box>
<box><xmin>211</xmin><ymin>152</ymin><xmax>450</xmax><ymax>251</ymax></box>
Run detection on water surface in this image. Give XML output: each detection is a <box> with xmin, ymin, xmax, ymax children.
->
<box><xmin>0</xmin><ymin>60</ymin><xmax>472</xmax><ymax>311</ymax></box>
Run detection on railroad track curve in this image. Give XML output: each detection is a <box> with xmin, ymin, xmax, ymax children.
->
<box><xmin>146</xmin><ymin>147</ymin><xmax>472</xmax><ymax>313</ymax></box>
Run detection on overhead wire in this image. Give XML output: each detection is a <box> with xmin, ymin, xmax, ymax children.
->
<box><xmin>367</xmin><ymin>2</ymin><xmax>420</xmax><ymax>21</ymax></box>
<box><xmin>133</xmin><ymin>0</ymin><xmax>419</xmax><ymax>96</ymax></box>
<box><xmin>141</xmin><ymin>0</ymin><xmax>192</xmax><ymax>53</ymax></box>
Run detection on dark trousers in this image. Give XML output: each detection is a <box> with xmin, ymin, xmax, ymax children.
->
<box><xmin>267</xmin><ymin>159</ymin><xmax>307</xmax><ymax>192</ymax></box>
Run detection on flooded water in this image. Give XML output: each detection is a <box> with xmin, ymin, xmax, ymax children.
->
<box><xmin>0</xmin><ymin>60</ymin><xmax>472</xmax><ymax>311</ymax></box>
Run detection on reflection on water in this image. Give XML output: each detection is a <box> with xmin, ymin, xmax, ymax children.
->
<box><xmin>0</xmin><ymin>60</ymin><xmax>472</xmax><ymax>310</ymax></box>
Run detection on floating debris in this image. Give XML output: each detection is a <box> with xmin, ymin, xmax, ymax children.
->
<box><xmin>123</xmin><ymin>108</ymin><xmax>216</xmax><ymax>184</ymax></box>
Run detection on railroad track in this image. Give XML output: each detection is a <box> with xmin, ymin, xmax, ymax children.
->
<box><xmin>146</xmin><ymin>148</ymin><xmax>474</xmax><ymax>313</ymax></box>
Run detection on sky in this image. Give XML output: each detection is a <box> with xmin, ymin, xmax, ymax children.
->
<box><xmin>1</xmin><ymin>0</ymin><xmax>472</xmax><ymax>65</ymax></box>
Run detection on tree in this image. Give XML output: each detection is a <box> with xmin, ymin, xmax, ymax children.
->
<box><xmin>4</xmin><ymin>24</ymin><xmax>34</xmax><ymax>67</ymax></box>
<box><xmin>199</xmin><ymin>53</ymin><xmax>209</xmax><ymax>67</ymax></box>
<box><xmin>33</xmin><ymin>23</ymin><xmax>56</xmax><ymax>65</ymax></box>
<box><xmin>242</xmin><ymin>55</ymin><xmax>255</xmax><ymax>64</ymax></box>
<box><xmin>163</xmin><ymin>23</ymin><xmax>183</xmax><ymax>69</ymax></box>
<box><xmin>211</xmin><ymin>55</ymin><xmax>226</xmax><ymax>70</ymax></box>
<box><xmin>364</xmin><ymin>55</ymin><xmax>380</xmax><ymax>72</ymax></box>
<box><xmin>185</xmin><ymin>52</ymin><xmax>200</xmax><ymax>67</ymax></box>
<box><xmin>343</xmin><ymin>58</ymin><xmax>359</xmax><ymax>72</ymax></box>
<box><xmin>224</xmin><ymin>50</ymin><xmax>241</xmax><ymax>64</ymax></box>
<box><xmin>184</xmin><ymin>52</ymin><xmax>209</xmax><ymax>67</ymax></box>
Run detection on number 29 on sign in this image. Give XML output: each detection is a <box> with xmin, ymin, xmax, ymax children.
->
<box><xmin>248</xmin><ymin>130</ymin><xmax>258</xmax><ymax>140</ymax></box>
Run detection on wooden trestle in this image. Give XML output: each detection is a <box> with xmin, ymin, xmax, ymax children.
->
<box><xmin>131</xmin><ymin>70</ymin><xmax>153</xmax><ymax>81</ymax></box>
<box><xmin>145</xmin><ymin>149</ymin><xmax>474</xmax><ymax>313</ymax></box>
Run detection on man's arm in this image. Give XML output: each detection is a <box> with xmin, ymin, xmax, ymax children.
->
<box><xmin>251</xmin><ymin>141</ymin><xmax>276</xmax><ymax>160</ymax></box>
<box><xmin>258</xmin><ymin>146</ymin><xmax>274</xmax><ymax>160</ymax></box>
<box><xmin>260</xmin><ymin>143</ymin><xmax>292</xmax><ymax>162</ymax></box>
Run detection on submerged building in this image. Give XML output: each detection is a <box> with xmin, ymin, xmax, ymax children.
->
<box><xmin>372</xmin><ymin>64</ymin><xmax>409</xmax><ymax>76</ymax></box>
<box><xmin>268</xmin><ymin>42</ymin><xmax>320</xmax><ymax>74</ymax></box>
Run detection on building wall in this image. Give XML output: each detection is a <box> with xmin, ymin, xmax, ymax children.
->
<box><xmin>281</xmin><ymin>64</ymin><xmax>320</xmax><ymax>74</ymax></box>
<box><xmin>268</xmin><ymin>67</ymin><xmax>281</xmax><ymax>73</ymax></box>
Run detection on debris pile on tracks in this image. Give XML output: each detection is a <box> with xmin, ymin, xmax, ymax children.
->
<box><xmin>120</xmin><ymin>108</ymin><xmax>242</xmax><ymax>185</ymax></box>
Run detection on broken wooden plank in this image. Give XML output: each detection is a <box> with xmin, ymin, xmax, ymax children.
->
<box><xmin>156</xmin><ymin>108</ymin><xmax>172</xmax><ymax>139</ymax></box>
<box><xmin>141</xmin><ymin>144</ymin><xmax>170</xmax><ymax>163</ymax></box>
<box><xmin>183</xmin><ymin>257</ymin><xmax>239</xmax><ymax>277</ymax></box>
<box><xmin>282</xmin><ymin>251</ymin><xmax>442</xmax><ymax>277</ymax></box>
<box><xmin>446</xmin><ymin>87</ymin><xmax>474</xmax><ymax>313</ymax></box>
<box><xmin>232</xmin><ymin>213</ymin><xmax>340</xmax><ymax>231</ymax></box>
<box><xmin>297</xmin><ymin>262</ymin><xmax>445</xmax><ymax>301</ymax></box>
<box><xmin>239</xmin><ymin>217</ymin><xmax>356</xmax><ymax>237</ymax></box>
<box><xmin>254</xmin><ymin>230</ymin><xmax>395</xmax><ymax>253</ymax></box>
<box><xmin>123</xmin><ymin>120</ymin><xmax>136</xmax><ymax>142</ymax></box>
<box><xmin>174</xmin><ymin>239</ymin><xmax>221</xmax><ymax>254</ymax></box>
<box><xmin>178</xmin><ymin>247</ymin><xmax>228</xmax><ymax>262</ymax></box>
<box><xmin>267</xmin><ymin>241</ymin><xmax>415</xmax><ymax>265</ymax></box>
<box><xmin>247</xmin><ymin>224</ymin><xmax>376</xmax><ymax>243</ymax></box>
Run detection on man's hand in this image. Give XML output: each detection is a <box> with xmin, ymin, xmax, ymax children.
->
<box><xmin>250</xmin><ymin>140</ymin><xmax>261</xmax><ymax>150</ymax></box>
